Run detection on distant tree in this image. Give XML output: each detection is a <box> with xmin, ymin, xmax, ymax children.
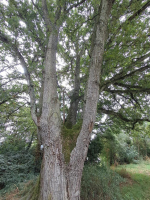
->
<box><xmin>131</xmin><ymin>122</ymin><xmax>150</xmax><ymax>158</ymax></box>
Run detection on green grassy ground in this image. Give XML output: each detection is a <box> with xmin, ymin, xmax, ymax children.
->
<box><xmin>115</xmin><ymin>160</ymin><xmax>150</xmax><ymax>200</ymax></box>
<box><xmin>1</xmin><ymin>161</ymin><xmax>150</xmax><ymax>200</ymax></box>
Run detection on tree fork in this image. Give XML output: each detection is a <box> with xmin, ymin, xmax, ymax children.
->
<box><xmin>28</xmin><ymin>0</ymin><xmax>114</xmax><ymax>199</ymax></box>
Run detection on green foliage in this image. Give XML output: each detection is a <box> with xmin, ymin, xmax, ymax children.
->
<box><xmin>81</xmin><ymin>164</ymin><xmax>124</xmax><ymax>200</ymax></box>
<box><xmin>87</xmin><ymin>135</ymin><xmax>103</xmax><ymax>163</ymax></box>
<box><xmin>0</xmin><ymin>137</ymin><xmax>25</xmax><ymax>154</ymax></box>
<box><xmin>114</xmin><ymin>133</ymin><xmax>138</xmax><ymax>164</ymax></box>
<box><xmin>10</xmin><ymin>176</ymin><xmax>39</xmax><ymax>200</ymax></box>
<box><xmin>0</xmin><ymin>152</ymin><xmax>35</xmax><ymax>192</ymax></box>
<box><xmin>0</xmin><ymin>0</ymin><xmax>150</xmax><ymax>198</ymax></box>
<box><xmin>117</xmin><ymin>144</ymin><xmax>138</xmax><ymax>164</ymax></box>
<box><xmin>100</xmin><ymin>131</ymin><xmax>117</xmax><ymax>165</ymax></box>
<box><xmin>0</xmin><ymin>137</ymin><xmax>37</xmax><ymax>193</ymax></box>
<box><xmin>131</xmin><ymin>122</ymin><xmax>150</xmax><ymax>158</ymax></box>
<box><xmin>99</xmin><ymin>132</ymin><xmax>138</xmax><ymax>165</ymax></box>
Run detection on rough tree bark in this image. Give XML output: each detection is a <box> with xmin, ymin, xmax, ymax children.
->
<box><xmin>65</xmin><ymin>36</ymin><xmax>87</xmax><ymax>127</ymax></box>
<box><xmin>66</xmin><ymin>53</ymin><xmax>82</xmax><ymax>127</ymax></box>
<box><xmin>37</xmin><ymin>30</ymin><xmax>66</xmax><ymax>199</ymax></box>
<box><xmin>67</xmin><ymin>1</ymin><xmax>115</xmax><ymax>199</ymax></box>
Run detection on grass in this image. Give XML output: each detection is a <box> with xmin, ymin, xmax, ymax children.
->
<box><xmin>114</xmin><ymin>160</ymin><xmax>150</xmax><ymax>200</ymax></box>
<box><xmin>0</xmin><ymin>178</ymin><xmax>37</xmax><ymax>200</ymax></box>
<box><xmin>1</xmin><ymin>160</ymin><xmax>150</xmax><ymax>200</ymax></box>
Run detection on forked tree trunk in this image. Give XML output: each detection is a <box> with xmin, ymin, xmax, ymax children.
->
<box><xmin>33</xmin><ymin>1</ymin><xmax>114</xmax><ymax>199</ymax></box>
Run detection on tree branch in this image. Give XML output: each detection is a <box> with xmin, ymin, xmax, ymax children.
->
<box><xmin>4</xmin><ymin>103</ymin><xmax>27</xmax><ymax>122</ymax></box>
<box><xmin>107</xmin><ymin>0</ymin><xmax>150</xmax><ymax>46</ymax></box>
<box><xmin>0</xmin><ymin>31</ymin><xmax>37</xmax><ymax>125</ymax></box>
<box><xmin>55</xmin><ymin>5</ymin><xmax>62</xmax><ymax>23</ymax></box>
<box><xmin>41</xmin><ymin>0</ymin><xmax>53</xmax><ymax>31</ymax></box>
<box><xmin>99</xmin><ymin>107</ymin><xmax>150</xmax><ymax>125</ymax></box>
<box><xmin>128</xmin><ymin>0</ymin><xmax>150</xmax><ymax>21</ymax></box>
<box><xmin>104</xmin><ymin>87</ymin><xmax>150</xmax><ymax>94</ymax></box>
<box><xmin>14</xmin><ymin>49</ymin><xmax>37</xmax><ymax>125</ymax></box>
<box><xmin>66</xmin><ymin>0</ymin><xmax>86</xmax><ymax>13</ymax></box>
<box><xmin>10</xmin><ymin>0</ymin><xmax>46</xmax><ymax>52</ymax></box>
<box><xmin>113</xmin><ymin>82</ymin><xmax>150</xmax><ymax>89</ymax></box>
<box><xmin>0</xmin><ymin>89</ymin><xmax>27</xmax><ymax>106</ymax></box>
<box><xmin>101</xmin><ymin>59</ymin><xmax>150</xmax><ymax>91</ymax></box>
<box><xmin>31</xmin><ymin>0</ymin><xmax>45</xmax><ymax>21</ymax></box>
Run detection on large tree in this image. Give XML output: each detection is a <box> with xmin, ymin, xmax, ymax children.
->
<box><xmin>0</xmin><ymin>0</ymin><xmax>150</xmax><ymax>199</ymax></box>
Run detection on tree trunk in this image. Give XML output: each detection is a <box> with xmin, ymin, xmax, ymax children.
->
<box><xmin>67</xmin><ymin>2</ymin><xmax>114</xmax><ymax>198</ymax></box>
<box><xmin>39</xmin><ymin>134</ymin><xmax>68</xmax><ymax>200</ymax></box>
<box><xmin>31</xmin><ymin>1</ymin><xmax>114</xmax><ymax>199</ymax></box>
<box><xmin>37</xmin><ymin>30</ymin><xmax>68</xmax><ymax>199</ymax></box>
<box><xmin>66</xmin><ymin>54</ymin><xmax>81</xmax><ymax>127</ymax></box>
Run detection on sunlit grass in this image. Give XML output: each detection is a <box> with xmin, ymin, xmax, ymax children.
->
<box><xmin>121</xmin><ymin>173</ymin><xmax>150</xmax><ymax>200</ymax></box>
<box><xmin>116</xmin><ymin>160</ymin><xmax>150</xmax><ymax>175</ymax></box>
<box><xmin>115</xmin><ymin>160</ymin><xmax>150</xmax><ymax>200</ymax></box>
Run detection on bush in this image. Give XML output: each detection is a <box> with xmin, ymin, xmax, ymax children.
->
<box><xmin>117</xmin><ymin>144</ymin><xmax>138</xmax><ymax>164</ymax></box>
<box><xmin>87</xmin><ymin>135</ymin><xmax>103</xmax><ymax>163</ymax></box>
<box><xmin>0</xmin><ymin>137</ymin><xmax>39</xmax><ymax>194</ymax></box>
<box><xmin>81</xmin><ymin>164</ymin><xmax>124</xmax><ymax>200</ymax></box>
<box><xmin>0</xmin><ymin>136</ymin><xmax>26</xmax><ymax>154</ymax></box>
<box><xmin>0</xmin><ymin>151</ymin><xmax>35</xmax><ymax>192</ymax></box>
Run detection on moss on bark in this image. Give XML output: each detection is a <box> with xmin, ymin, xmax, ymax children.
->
<box><xmin>61</xmin><ymin>121</ymin><xmax>82</xmax><ymax>163</ymax></box>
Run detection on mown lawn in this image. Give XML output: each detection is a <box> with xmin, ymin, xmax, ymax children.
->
<box><xmin>115</xmin><ymin>160</ymin><xmax>150</xmax><ymax>200</ymax></box>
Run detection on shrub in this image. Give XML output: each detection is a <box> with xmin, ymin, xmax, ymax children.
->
<box><xmin>0</xmin><ymin>137</ymin><xmax>38</xmax><ymax>194</ymax></box>
<box><xmin>0</xmin><ymin>152</ymin><xmax>35</xmax><ymax>193</ymax></box>
<box><xmin>81</xmin><ymin>164</ymin><xmax>124</xmax><ymax>200</ymax></box>
<box><xmin>117</xmin><ymin>144</ymin><xmax>138</xmax><ymax>164</ymax></box>
<box><xmin>87</xmin><ymin>135</ymin><xmax>103</xmax><ymax>163</ymax></box>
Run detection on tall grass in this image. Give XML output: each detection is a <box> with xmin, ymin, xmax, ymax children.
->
<box><xmin>81</xmin><ymin>164</ymin><xmax>124</xmax><ymax>200</ymax></box>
